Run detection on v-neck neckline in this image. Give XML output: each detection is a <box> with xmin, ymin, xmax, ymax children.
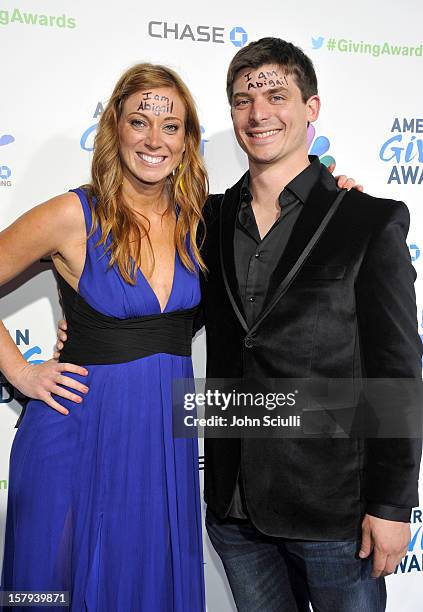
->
<box><xmin>138</xmin><ymin>250</ymin><xmax>177</xmax><ymax>314</ymax></box>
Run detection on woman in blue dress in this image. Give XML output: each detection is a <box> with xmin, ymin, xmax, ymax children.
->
<box><xmin>0</xmin><ymin>63</ymin><xmax>207</xmax><ymax>611</ymax></box>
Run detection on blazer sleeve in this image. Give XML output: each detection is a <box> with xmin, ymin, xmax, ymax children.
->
<box><xmin>355</xmin><ymin>200</ymin><xmax>422</xmax><ymax>522</ymax></box>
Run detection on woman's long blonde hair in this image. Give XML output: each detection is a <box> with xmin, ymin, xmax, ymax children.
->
<box><xmin>84</xmin><ymin>63</ymin><xmax>208</xmax><ymax>284</ymax></box>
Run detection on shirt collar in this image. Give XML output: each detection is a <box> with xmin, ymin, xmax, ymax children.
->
<box><xmin>240</xmin><ymin>155</ymin><xmax>321</xmax><ymax>209</ymax></box>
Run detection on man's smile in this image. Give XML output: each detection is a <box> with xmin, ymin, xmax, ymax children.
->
<box><xmin>246</xmin><ymin>129</ymin><xmax>282</xmax><ymax>140</ymax></box>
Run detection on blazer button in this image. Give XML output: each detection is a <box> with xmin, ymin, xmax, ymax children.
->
<box><xmin>244</xmin><ymin>336</ymin><xmax>255</xmax><ymax>348</ymax></box>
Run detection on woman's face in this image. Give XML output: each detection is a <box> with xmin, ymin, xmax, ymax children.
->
<box><xmin>118</xmin><ymin>86</ymin><xmax>186</xmax><ymax>188</ymax></box>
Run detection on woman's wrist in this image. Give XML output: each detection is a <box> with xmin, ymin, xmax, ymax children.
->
<box><xmin>3</xmin><ymin>359</ymin><xmax>30</xmax><ymax>390</ymax></box>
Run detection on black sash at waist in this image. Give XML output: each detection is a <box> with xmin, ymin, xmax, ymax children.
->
<box><xmin>56</xmin><ymin>274</ymin><xmax>199</xmax><ymax>365</ymax></box>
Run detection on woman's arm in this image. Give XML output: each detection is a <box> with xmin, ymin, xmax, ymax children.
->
<box><xmin>0</xmin><ymin>192</ymin><xmax>89</xmax><ymax>415</ymax></box>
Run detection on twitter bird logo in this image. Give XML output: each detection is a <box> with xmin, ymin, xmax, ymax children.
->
<box><xmin>0</xmin><ymin>134</ymin><xmax>15</xmax><ymax>146</ymax></box>
<box><xmin>312</xmin><ymin>36</ymin><xmax>324</xmax><ymax>50</ymax></box>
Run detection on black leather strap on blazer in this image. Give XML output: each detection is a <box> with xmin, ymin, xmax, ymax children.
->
<box><xmin>56</xmin><ymin>274</ymin><xmax>199</xmax><ymax>365</ymax></box>
<box><xmin>219</xmin><ymin>187</ymin><xmax>249</xmax><ymax>334</ymax></box>
<box><xmin>219</xmin><ymin>187</ymin><xmax>348</xmax><ymax>336</ymax></box>
<box><xmin>249</xmin><ymin>188</ymin><xmax>347</xmax><ymax>334</ymax></box>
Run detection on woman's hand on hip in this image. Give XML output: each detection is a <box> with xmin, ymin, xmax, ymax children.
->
<box><xmin>11</xmin><ymin>359</ymin><xmax>89</xmax><ymax>416</ymax></box>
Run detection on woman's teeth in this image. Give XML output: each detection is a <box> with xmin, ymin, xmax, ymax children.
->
<box><xmin>138</xmin><ymin>153</ymin><xmax>166</xmax><ymax>164</ymax></box>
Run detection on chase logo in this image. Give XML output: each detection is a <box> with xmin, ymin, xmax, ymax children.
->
<box><xmin>148</xmin><ymin>21</ymin><xmax>248</xmax><ymax>46</ymax></box>
<box><xmin>0</xmin><ymin>164</ymin><xmax>12</xmax><ymax>187</ymax></box>
<box><xmin>0</xmin><ymin>166</ymin><xmax>11</xmax><ymax>179</ymax></box>
<box><xmin>307</xmin><ymin>124</ymin><xmax>335</xmax><ymax>167</ymax></box>
<box><xmin>395</xmin><ymin>507</ymin><xmax>423</xmax><ymax>574</ymax></box>
<box><xmin>230</xmin><ymin>27</ymin><xmax>248</xmax><ymax>48</ymax></box>
<box><xmin>0</xmin><ymin>134</ymin><xmax>14</xmax><ymax>186</ymax></box>
<box><xmin>408</xmin><ymin>243</ymin><xmax>420</xmax><ymax>262</ymax></box>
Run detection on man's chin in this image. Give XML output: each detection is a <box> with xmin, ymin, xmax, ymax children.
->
<box><xmin>248</xmin><ymin>151</ymin><xmax>283</xmax><ymax>166</ymax></box>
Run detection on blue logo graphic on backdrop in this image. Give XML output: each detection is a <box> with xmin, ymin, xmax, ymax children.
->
<box><xmin>80</xmin><ymin>124</ymin><xmax>97</xmax><ymax>152</ymax></box>
<box><xmin>230</xmin><ymin>27</ymin><xmax>248</xmax><ymax>48</ymax></box>
<box><xmin>0</xmin><ymin>134</ymin><xmax>14</xmax><ymax>186</ymax></box>
<box><xmin>409</xmin><ymin>244</ymin><xmax>420</xmax><ymax>261</ymax></box>
<box><xmin>379</xmin><ymin>118</ymin><xmax>423</xmax><ymax>185</ymax></box>
<box><xmin>80</xmin><ymin>102</ymin><xmax>104</xmax><ymax>152</ymax></box>
<box><xmin>200</xmin><ymin>126</ymin><xmax>208</xmax><ymax>156</ymax></box>
<box><xmin>1</xmin><ymin>330</ymin><xmax>46</xmax><ymax>403</ymax></box>
<box><xmin>0</xmin><ymin>134</ymin><xmax>15</xmax><ymax>147</ymax></box>
<box><xmin>395</xmin><ymin>508</ymin><xmax>423</xmax><ymax>574</ymax></box>
<box><xmin>0</xmin><ymin>166</ymin><xmax>11</xmax><ymax>179</ymax></box>
<box><xmin>312</xmin><ymin>36</ymin><xmax>325</xmax><ymax>50</ymax></box>
<box><xmin>307</xmin><ymin>125</ymin><xmax>335</xmax><ymax>167</ymax></box>
<box><xmin>16</xmin><ymin>329</ymin><xmax>45</xmax><ymax>365</ymax></box>
<box><xmin>22</xmin><ymin>346</ymin><xmax>45</xmax><ymax>365</ymax></box>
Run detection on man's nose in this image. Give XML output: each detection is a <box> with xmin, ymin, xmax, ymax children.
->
<box><xmin>248</xmin><ymin>98</ymin><xmax>270</xmax><ymax>124</ymax></box>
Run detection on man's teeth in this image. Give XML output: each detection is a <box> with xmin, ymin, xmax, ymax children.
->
<box><xmin>138</xmin><ymin>153</ymin><xmax>165</xmax><ymax>164</ymax></box>
<box><xmin>249</xmin><ymin>130</ymin><xmax>279</xmax><ymax>139</ymax></box>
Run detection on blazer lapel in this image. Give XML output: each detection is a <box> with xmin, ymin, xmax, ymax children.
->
<box><xmin>264</xmin><ymin>165</ymin><xmax>339</xmax><ymax>306</ymax></box>
<box><xmin>218</xmin><ymin>165</ymin><xmax>340</xmax><ymax>333</ymax></box>
<box><xmin>219</xmin><ymin>174</ymin><xmax>249</xmax><ymax>333</ymax></box>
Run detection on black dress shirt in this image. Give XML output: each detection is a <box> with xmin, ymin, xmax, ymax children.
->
<box><xmin>229</xmin><ymin>156</ymin><xmax>322</xmax><ymax>519</ymax></box>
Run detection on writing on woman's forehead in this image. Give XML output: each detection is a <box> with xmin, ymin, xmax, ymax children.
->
<box><xmin>243</xmin><ymin>69</ymin><xmax>289</xmax><ymax>91</ymax></box>
<box><xmin>137</xmin><ymin>91</ymin><xmax>175</xmax><ymax>116</ymax></box>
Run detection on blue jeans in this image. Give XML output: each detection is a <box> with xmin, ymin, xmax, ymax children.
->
<box><xmin>206</xmin><ymin>509</ymin><xmax>386</xmax><ymax>612</ymax></box>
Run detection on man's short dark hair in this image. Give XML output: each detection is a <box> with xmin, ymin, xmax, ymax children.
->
<box><xmin>226</xmin><ymin>37</ymin><xmax>318</xmax><ymax>104</ymax></box>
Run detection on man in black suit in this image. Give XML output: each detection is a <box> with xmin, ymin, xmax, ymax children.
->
<box><xmin>201</xmin><ymin>38</ymin><xmax>422</xmax><ymax>611</ymax></box>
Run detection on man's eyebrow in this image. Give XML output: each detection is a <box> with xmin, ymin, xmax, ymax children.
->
<box><xmin>265</xmin><ymin>86</ymin><xmax>289</xmax><ymax>95</ymax></box>
<box><xmin>232</xmin><ymin>91</ymin><xmax>252</xmax><ymax>100</ymax></box>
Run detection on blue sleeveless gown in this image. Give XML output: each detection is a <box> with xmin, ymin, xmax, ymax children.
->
<box><xmin>1</xmin><ymin>188</ymin><xmax>205</xmax><ymax>611</ymax></box>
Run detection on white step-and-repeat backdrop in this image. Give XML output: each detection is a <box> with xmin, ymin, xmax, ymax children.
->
<box><xmin>1</xmin><ymin>1</ymin><xmax>422</xmax><ymax>610</ymax></box>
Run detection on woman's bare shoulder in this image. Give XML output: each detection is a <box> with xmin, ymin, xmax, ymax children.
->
<box><xmin>41</xmin><ymin>191</ymin><xmax>85</xmax><ymax>225</ymax></box>
<box><xmin>0</xmin><ymin>191</ymin><xmax>87</xmax><ymax>283</ymax></box>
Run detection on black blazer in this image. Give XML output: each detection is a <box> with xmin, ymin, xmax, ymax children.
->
<box><xmin>200</xmin><ymin>164</ymin><xmax>422</xmax><ymax>540</ymax></box>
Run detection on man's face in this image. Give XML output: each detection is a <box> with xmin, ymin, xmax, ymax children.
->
<box><xmin>230</xmin><ymin>63</ymin><xmax>320</xmax><ymax>167</ymax></box>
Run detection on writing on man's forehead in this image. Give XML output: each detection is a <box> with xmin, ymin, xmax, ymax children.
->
<box><xmin>243</xmin><ymin>69</ymin><xmax>289</xmax><ymax>91</ymax></box>
<box><xmin>137</xmin><ymin>91</ymin><xmax>174</xmax><ymax>116</ymax></box>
